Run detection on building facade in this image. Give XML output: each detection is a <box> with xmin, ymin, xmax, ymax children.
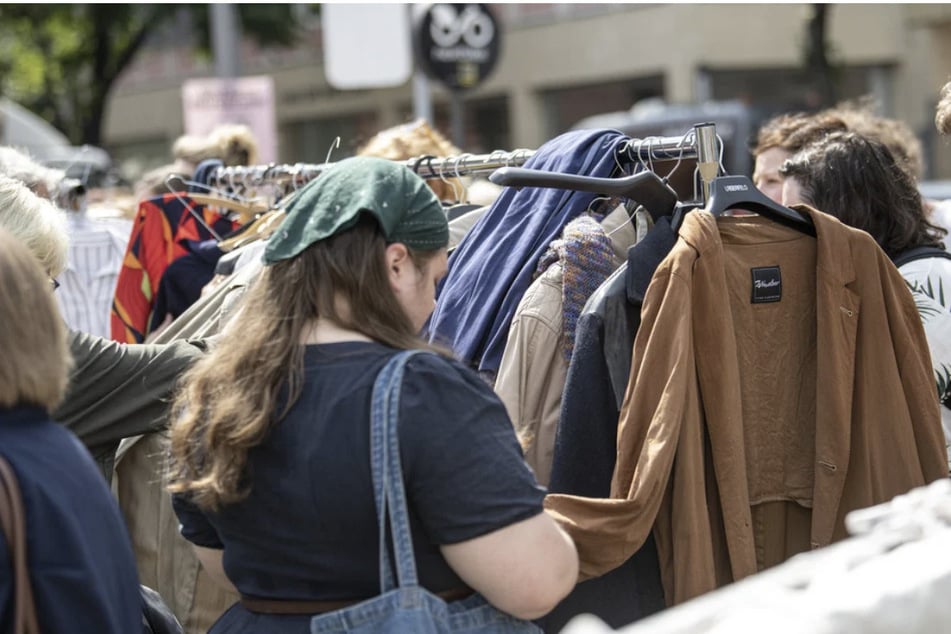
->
<box><xmin>103</xmin><ymin>4</ymin><xmax>951</xmax><ymax>179</ymax></box>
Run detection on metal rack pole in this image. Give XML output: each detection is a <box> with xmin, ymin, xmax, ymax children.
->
<box><xmin>206</xmin><ymin>126</ymin><xmax>719</xmax><ymax>190</ymax></box>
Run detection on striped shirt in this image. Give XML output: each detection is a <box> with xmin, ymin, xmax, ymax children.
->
<box><xmin>56</xmin><ymin>213</ymin><xmax>133</xmax><ymax>338</ymax></box>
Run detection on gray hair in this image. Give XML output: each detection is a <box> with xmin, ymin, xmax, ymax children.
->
<box><xmin>0</xmin><ymin>146</ymin><xmax>67</xmax><ymax>199</ymax></box>
<box><xmin>0</xmin><ymin>174</ymin><xmax>69</xmax><ymax>277</ymax></box>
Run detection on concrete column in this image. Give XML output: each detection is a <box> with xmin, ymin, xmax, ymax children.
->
<box><xmin>509</xmin><ymin>86</ymin><xmax>545</xmax><ymax>149</ymax></box>
<box><xmin>666</xmin><ymin>62</ymin><xmax>695</xmax><ymax>104</ymax></box>
<box><xmin>376</xmin><ymin>99</ymin><xmax>403</xmax><ymax>130</ymax></box>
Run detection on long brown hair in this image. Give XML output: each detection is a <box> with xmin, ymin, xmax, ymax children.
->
<box><xmin>780</xmin><ymin>131</ymin><xmax>946</xmax><ymax>259</ymax></box>
<box><xmin>168</xmin><ymin>215</ymin><xmax>443</xmax><ymax>510</ymax></box>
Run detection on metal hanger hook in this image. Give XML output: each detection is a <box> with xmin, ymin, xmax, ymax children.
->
<box><xmin>663</xmin><ymin>129</ymin><xmax>693</xmax><ymax>182</ymax></box>
<box><xmin>453</xmin><ymin>153</ymin><xmax>470</xmax><ymax>202</ymax></box>
<box><xmin>326</xmin><ymin>136</ymin><xmax>341</xmax><ymax>164</ymax></box>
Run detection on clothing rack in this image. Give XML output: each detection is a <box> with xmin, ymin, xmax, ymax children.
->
<box><xmin>205</xmin><ymin>123</ymin><xmax>721</xmax><ymax>193</ymax></box>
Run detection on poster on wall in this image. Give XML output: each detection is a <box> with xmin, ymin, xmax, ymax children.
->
<box><xmin>182</xmin><ymin>75</ymin><xmax>278</xmax><ymax>164</ymax></box>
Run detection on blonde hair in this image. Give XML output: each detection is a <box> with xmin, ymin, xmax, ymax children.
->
<box><xmin>936</xmin><ymin>80</ymin><xmax>951</xmax><ymax>136</ymax></box>
<box><xmin>0</xmin><ymin>146</ymin><xmax>66</xmax><ymax>199</ymax></box>
<box><xmin>0</xmin><ymin>175</ymin><xmax>69</xmax><ymax>276</ymax></box>
<box><xmin>357</xmin><ymin>119</ymin><xmax>463</xmax><ymax>202</ymax></box>
<box><xmin>173</xmin><ymin>124</ymin><xmax>259</xmax><ymax>168</ymax></box>
<box><xmin>0</xmin><ymin>227</ymin><xmax>72</xmax><ymax>411</ymax></box>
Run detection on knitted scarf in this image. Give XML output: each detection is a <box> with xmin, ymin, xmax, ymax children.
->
<box><xmin>536</xmin><ymin>215</ymin><xmax>617</xmax><ymax>361</ymax></box>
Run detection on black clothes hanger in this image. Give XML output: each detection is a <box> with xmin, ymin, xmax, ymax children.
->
<box><xmin>669</xmin><ymin>201</ymin><xmax>703</xmax><ymax>234</ymax></box>
<box><xmin>489</xmin><ymin>167</ymin><xmax>678</xmax><ymax>223</ymax></box>
<box><xmin>706</xmin><ymin>175</ymin><xmax>816</xmax><ymax>237</ymax></box>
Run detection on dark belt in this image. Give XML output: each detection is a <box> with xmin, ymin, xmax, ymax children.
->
<box><xmin>240</xmin><ymin>586</ymin><xmax>474</xmax><ymax>615</ymax></box>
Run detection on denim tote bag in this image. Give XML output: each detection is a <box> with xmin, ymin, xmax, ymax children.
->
<box><xmin>310</xmin><ymin>350</ymin><xmax>542</xmax><ymax>634</ymax></box>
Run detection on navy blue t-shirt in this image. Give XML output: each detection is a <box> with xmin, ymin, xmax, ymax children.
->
<box><xmin>173</xmin><ymin>342</ymin><xmax>545</xmax><ymax>602</ymax></box>
<box><xmin>0</xmin><ymin>406</ymin><xmax>143</xmax><ymax>634</ymax></box>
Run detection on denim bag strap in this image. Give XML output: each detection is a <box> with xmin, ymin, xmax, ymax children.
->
<box><xmin>310</xmin><ymin>350</ymin><xmax>541</xmax><ymax>633</ymax></box>
<box><xmin>369</xmin><ymin>349</ymin><xmax>430</xmax><ymax>594</ymax></box>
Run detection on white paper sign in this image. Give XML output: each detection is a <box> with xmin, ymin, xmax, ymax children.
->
<box><xmin>182</xmin><ymin>75</ymin><xmax>278</xmax><ymax>163</ymax></box>
<box><xmin>322</xmin><ymin>4</ymin><xmax>412</xmax><ymax>90</ymax></box>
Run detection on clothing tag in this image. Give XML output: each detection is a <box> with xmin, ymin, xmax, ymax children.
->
<box><xmin>751</xmin><ymin>266</ymin><xmax>782</xmax><ymax>303</ymax></box>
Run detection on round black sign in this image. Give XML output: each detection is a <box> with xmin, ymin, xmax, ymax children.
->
<box><xmin>413</xmin><ymin>4</ymin><xmax>501</xmax><ymax>92</ymax></box>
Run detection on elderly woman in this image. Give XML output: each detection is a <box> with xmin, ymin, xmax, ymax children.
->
<box><xmin>0</xmin><ymin>226</ymin><xmax>143</xmax><ymax>632</ymax></box>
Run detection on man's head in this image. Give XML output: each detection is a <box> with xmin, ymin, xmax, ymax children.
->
<box><xmin>751</xmin><ymin>112</ymin><xmax>848</xmax><ymax>203</ymax></box>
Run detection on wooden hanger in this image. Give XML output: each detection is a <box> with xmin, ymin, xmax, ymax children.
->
<box><xmin>218</xmin><ymin>209</ymin><xmax>286</xmax><ymax>252</ymax></box>
<box><xmin>187</xmin><ymin>193</ymin><xmax>270</xmax><ymax>225</ymax></box>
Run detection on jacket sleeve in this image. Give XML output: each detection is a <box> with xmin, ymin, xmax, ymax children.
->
<box><xmin>494</xmin><ymin>275</ymin><xmax>566</xmax><ymax>486</ymax></box>
<box><xmin>54</xmin><ymin>330</ymin><xmax>206</xmax><ymax>454</ymax></box>
<box><xmin>544</xmin><ymin>266</ymin><xmax>693</xmax><ymax>582</ymax></box>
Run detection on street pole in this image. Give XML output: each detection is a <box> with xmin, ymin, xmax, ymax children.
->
<box><xmin>413</xmin><ymin>72</ymin><xmax>433</xmax><ymax>124</ymax></box>
<box><xmin>450</xmin><ymin>92</ymin><xmax>465</xmax><ymax>149</ymax></box>
<box><xmin>210</xmin><ymin>4</ymin><xmax>242</xmax><ymax>79</ymax></box>
<box><xmin>410</xmin><ymin>4</ymin><xmax>433</xmax><ymax>123</ymax></box>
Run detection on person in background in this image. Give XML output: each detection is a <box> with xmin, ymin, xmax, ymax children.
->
<box><xmin>0</xmin><ymin>226</ymin><xmax>143</xmax><ymax>633</ymax></box>
<box><xmin>751</xmin><ymin>111</ymin><xmax>822</xmax><ymax>203</ymax></box>
<box><xmin>172</xmin><ymin>124</ymin><xmax>259</xmax><ymax>173</ymax></box>
<box><xmin>0</xmin><ymin>145</ymin><xmax>132</xmax><ymax>339</ymax></box>
<box><xmin>357</xmin><ymin>118</ymin><xmax>463</xmax><ymax>203</ymax></box>
<box><xmin>780</xmin><ymin>131</ymin><xmax>951</xmax><ymax>470</ymax></box>
<box><xmin>751</xmin><ymin>101</ymin><xmax>925</xmax><ymax>204</ymax></box>
<box><xmin>167</xmin><ymin>157</ymin><xmax>578</xmax><ymax>633</ymax></box>
<box><xmin>357</xmin><ymin>118</ymin><xmax>500</xmax><ymax>248</ymax></box>
<box><xmin>134</xmin><ymin>124</ymin><xmax>260</xmax><ymax>201</ymax></box>
<box><xmin>0</xmin><ymin>146</ymin><xmax>67</xmax><ymax>200</ymax></box>
<box><xmin>928</xmin><ymin>80</ymin><xmax>951</xmax><ymax>238</ymax></box>
<box><xmin>0</xmin><ymin>173</ymin><xmax>205</xmax><ymax>482</ymax></box>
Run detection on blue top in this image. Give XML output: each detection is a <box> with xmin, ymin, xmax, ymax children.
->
<box><xmin>426</xmin><ymin>128</ymin><xmax>629</xmax><ymax>375</ymax></box>
<box><xmin>0</xmin><ymin>406</ymin><xmax>143</xmax><ymax>634</ymax></box>
<box><xmin>148</xmin><ymin>238</ymin><xmax>224</xmax><ymax>334</ymax></box>
<box><xmin>173</xmin><ymin>342</ymin><xmax>545</xmax><ymax>609</ymax></box>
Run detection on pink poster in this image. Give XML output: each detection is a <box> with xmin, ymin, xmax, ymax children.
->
<box><xmin>182</xmin><ymin>76</ymin><xmax>278</xmax><ymax>163</ymax></box>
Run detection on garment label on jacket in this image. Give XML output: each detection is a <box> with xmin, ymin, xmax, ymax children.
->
<box><xmin>751</xmin><ymin>266</ymin><xmax>782</xmax><ymax>303</ymax></box>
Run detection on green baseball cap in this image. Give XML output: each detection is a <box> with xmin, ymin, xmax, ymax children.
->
<box><xmin>264</xmin><ymin>156</ymin><xmax>449</xmax><ymax>264</ymax></box>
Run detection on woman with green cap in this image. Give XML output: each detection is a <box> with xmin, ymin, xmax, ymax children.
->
<box><xmin>166</xmin><ymin>157</ymin><xmax>578</xmax><ymax>633</ymax></box>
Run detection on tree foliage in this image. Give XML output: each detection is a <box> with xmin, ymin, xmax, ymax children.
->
<box><xmin>0</xmin><ymin>4</ymin><xmax>300</xmax><ymax>146</ymax></box>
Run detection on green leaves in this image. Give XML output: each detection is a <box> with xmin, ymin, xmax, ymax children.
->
<box><xmin>0</xmin><ymin>4</ymin><xmax>302</xmax><ymax>146</ymax></box>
